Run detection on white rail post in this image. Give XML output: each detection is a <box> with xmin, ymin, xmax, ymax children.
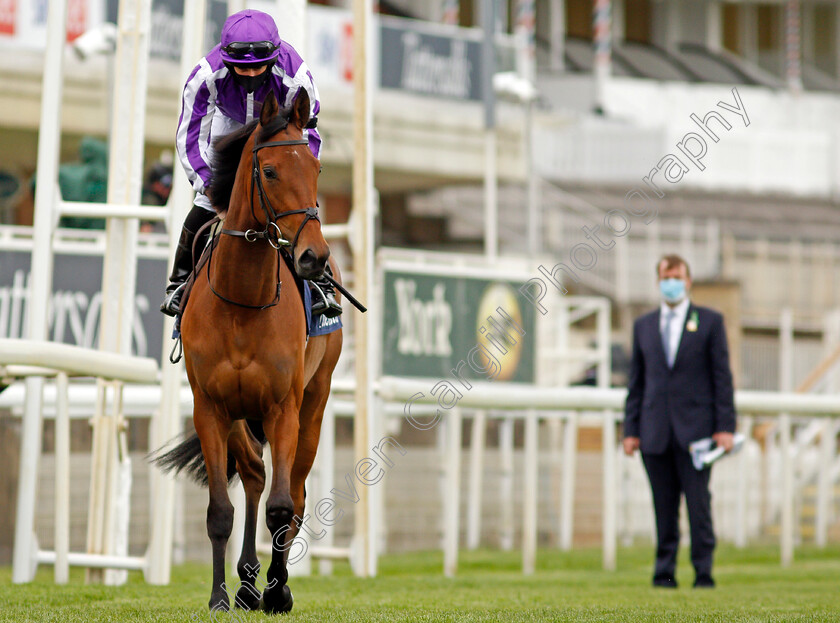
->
<box><xmin>779</xmin><ymin>307</ymin><xmax>794</xmax><ymax>567</ymax></box>
<box><xmin>815</xmin><ymin>419</ymin><xmax>833</xmax><ymax>547</ymax></box>
<box><xmin>619</xmin><ymin>444</ymin><xmax>632</xmax><ymax>547</ymax></box>
<box><xmin>313</xmin><ymin>394</ymin><xmax>335</xmax><ymax>575</ymax></box>
<box><xmin>317</xmin><ymin>396</ymin><xmax>337</xmax><ymax>575</ymax></box>
<box><xmin>734</xmin><ymin>415</ymin><xmax>753</xmax><ymax>548</ymax></box>
<box><xmin>87</xmin><ymin>381</ymin><xmax>120</xmax><ymax>583</ymax></box>
<box><xmin>466</xmin><ymin>410</ymin><xmax>487</xmax><ymax>550</ymax></box>
<box><xmin>548</xmin><ymin>418</ymin><xmax>562</xmax><ymax>546</ymax></box>
<box><xmin>86</xmin><ymin>0</ymin><xmax>152</xmax><ymax>585</ymax></box>
<box><xmin>499</xmin><ymin>416</ymin><xmax>515</xmax><ymax>550</ymax></box>
<box><xmin>597</xmin><ymin>299</ymin><xmax>616</xmax><ymax>571</ymax></box>
<box><xmin>780</xmin><ymin>413</ymin><xmax>793</xmax><ymax>567</ymax></box>
<box><xmin>762</xmin><ymin>420</ymin><xmax>777</xmax><ymax>528</ymax></box>
<box><xmin>602</xmin><ymin>409</ymin><xmax>617</xmax><ymax>571</ymax></box>
<box><xmin>559</xmin><ymin>411</ymin><xmax>577</xmax><ymax>550</ymax></box>
<box><xmin>12</xmin><ymin>0</ymin><xmax>68</xmax><ymax>585</ymax></box>
<box><xmin>351</xmin><ymin>0</ymin><xmax>377</xmax><ymax>579</ymax></box>
<box><xmin>557</xmin><ymin>294</ymin><xmax>575</xmax><ymax>551</ymax></box>
<box><xmin>148</xmin><ymin>0</ymin><xmax>208</xmax><ymax>585</ymax></box>
<box><xmin>816</xmin><ymin>308</ymin><xmax>840</xmax><ymax>547</ymax></box>
<box><xmin>443</xmin><ymin>408</ymin><xmax>462</xmax><ymax>577</ymax></box>
<box><xmin>54</xmin><ymin>372</ymin><xmax>71</xmax><ymax>584</ymax></box>
<box><xmin>522</xmin><ymin>411</ymin><xmax>538</xmax><ymax>574</ymax></box>
<box><xmin>436</xmin><ymin>423</ymin><xmax>447</xmax><ymax>548</ymax></box>
<box><xmin>371</xmin><ymin>393</ymin><xmax>386</xmax><ymax>558</ymax></box>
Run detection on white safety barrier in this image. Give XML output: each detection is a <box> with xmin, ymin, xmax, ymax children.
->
<box><xmin>378</xmin><ymin>377</ymin><xmax>840</xmax><ymax>572</ymax></box>
<box><xmin>11</xmin><ymin>0</ymin><xmax>166</xmax><ymax>586</ymax></box>
<box><xmin>0</xmin><ymin>340</ymin><xmax>158</xmax><ymax>384</ymax></box>
<box><xmin>7</xmin><ymin>373</ymin><xmax>838</xmax><ymax>575</ymax></box>
<box><xmin>1</xmin><ymin>339</ymin><xmax>158</xmax><ymax>584</ymax></box>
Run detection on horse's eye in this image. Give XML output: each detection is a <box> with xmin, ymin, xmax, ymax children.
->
<box><xmin>263</xmin><ymin>167</ymin><xmax>277</xmax><ymax>180</ymax></box>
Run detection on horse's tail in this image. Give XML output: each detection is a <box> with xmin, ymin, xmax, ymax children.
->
<box><xmin>149</xmin><ymin>419</ymin><xmax>266</xmax><ymax>487</ymax></box>
<box><xmin>148</xmin><ymin>433</ymin><xmax>233</xmax><ymax>487</ymax></box>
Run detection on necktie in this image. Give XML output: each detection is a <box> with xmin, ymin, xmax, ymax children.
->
<box><xmin>662</xmin><ymin>310</ymin><xmax>676</xmax><ymax>368</ymax></box>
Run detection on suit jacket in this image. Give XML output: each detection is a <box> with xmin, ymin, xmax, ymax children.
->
<box><xmin>624</xmin><ymin>304</ymin><xmax>736</xmax><ymax>454</ymax></box>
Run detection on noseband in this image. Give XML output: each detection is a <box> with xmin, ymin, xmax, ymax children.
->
<box><xmin>220</xmin><ymin>138</ymin><xmax>320</xmax><ymax>253</ymax></box>
<box><xmin>210</xmin><ymin>137</ymin><xmax>321</xmax><ymax>310</ymax></box>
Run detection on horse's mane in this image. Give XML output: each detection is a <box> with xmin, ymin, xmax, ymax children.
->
<box><xmin>210</xmin><ymin>113</ymin><xmax>292</xmax><ymax>213</ymax></box>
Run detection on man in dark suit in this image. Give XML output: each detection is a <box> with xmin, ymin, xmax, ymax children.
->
<box><xmin>623</xmin><ymin>254</ymin><xmax>736</xmax><ymax>589</ymax></box>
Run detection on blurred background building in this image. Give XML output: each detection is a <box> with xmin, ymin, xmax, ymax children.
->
<box><xmin>4</xmin><ymin>1</ymin><xmax>840</xmax><ymax>367</ymax></box>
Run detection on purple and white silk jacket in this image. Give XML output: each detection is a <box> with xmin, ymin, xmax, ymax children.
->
<box><xmin>175</xmin><ymin>42</ymin><xmax>322</xmax><ymax>198</ymax></box>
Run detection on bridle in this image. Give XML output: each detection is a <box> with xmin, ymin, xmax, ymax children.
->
<box><xmin>222</xmin><ymin>137</ymin><xmax>320</xmax><ymax>251</ymax></box>
<box><xmin>210</xmin><ymin>137</ymin><xmax>321</xmax><ymax>310</ymax></box>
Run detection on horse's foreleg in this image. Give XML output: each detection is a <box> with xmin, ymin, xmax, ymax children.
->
<box><xmin>228</xmin><ymin>421</ymin><xmax>265</xmax><ymax>611</ymax></box>
<box><xmin>289</xmin><ymin>382</ymin><xmax>331</xmax><ymax>527</ymax></box>
<box><xmin>195</xmin><ymin>408</ymin><xmax>234</xmax><ymax>612</ymax></box>
<box><xmin>291</xmin><ymin>334</ymin><xmax>341</xmax><ymax>532</ymax></box>
<box><xmin>260</xmin><ymin>400</ymin><xmax>301</xmax><ymax>614</ymax></box>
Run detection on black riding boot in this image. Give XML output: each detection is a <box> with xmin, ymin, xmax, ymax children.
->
<box><xmin>160</xmin><ymin>206</ymin><xmax>215</xmax><ymax>317</ymax></box>
<box><xmin>309</xmin><ymin>263</ymin><xmax>342</xmax><ymax>318</ymax></box>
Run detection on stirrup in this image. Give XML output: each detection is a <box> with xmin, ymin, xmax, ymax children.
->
<box><xmin>309</xmin><ymin>281</ymin><xmax>342</xmax><ymax>318</ymax></box>
<box><xmin>160</xmin><ymin>282</ymin><xmax>186</xmax><ymax>317</ymax></box>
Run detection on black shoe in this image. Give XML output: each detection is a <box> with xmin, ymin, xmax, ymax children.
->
<box><xmin>309</xmin><ymin>266</ymin><xmax>342</xmax><ymax>318</ymax></box>
<box><xmin>693</xmin><ymin>575</ymin><xmax>715</xmax><ymax>588</ymax></box>
<box><xmin>160</xmin><ymin>282</ymin><xmax>186</xmax><ymax>317</ymax></box>
<box><xmin>653</xmin><ymin>575</ymin><xmax>678</xmax><ymax>589</ymax></box>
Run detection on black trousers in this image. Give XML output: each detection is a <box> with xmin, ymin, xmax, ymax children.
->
<box><xmin>641</xmin><ymin>438</ymin><xmax>716</xmax><ymax>582</ymax></box>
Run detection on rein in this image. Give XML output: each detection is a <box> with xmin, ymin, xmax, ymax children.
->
<box><xmin>212</xmin><ymin>137</ymin><xmax>319</xmax><ymax>310</ymax></box>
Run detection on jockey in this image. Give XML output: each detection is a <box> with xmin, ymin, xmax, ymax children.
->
<box><xmin>161</xmin><ymin>9</ymin><xmax>341</xmax><ymax>319</ymax></box>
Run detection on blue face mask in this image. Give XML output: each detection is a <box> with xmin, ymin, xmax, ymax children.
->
<box><xmin>659</xmin><ymin>278</ymin><xmax>686</xmax><ymax>304</ymax></box>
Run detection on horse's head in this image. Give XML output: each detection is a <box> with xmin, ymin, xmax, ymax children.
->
<box><xmin>250</xmin><ymin>90</ymin><xmax>329</xmax><ymax>279</ymax></box>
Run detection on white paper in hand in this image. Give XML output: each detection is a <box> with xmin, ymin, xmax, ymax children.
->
<box><xmin>689</xmin><ymin>433</ymin><xmax>745</xmax><ymax>471</ymax></box>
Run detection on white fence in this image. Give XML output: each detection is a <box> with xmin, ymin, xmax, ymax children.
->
<box><xmin>377</xmin><ymin>378</ymin><xmax>840</xmax><ymax>572</ymax></box>
<box><xmin>6</xmin><ymin>376</ymin><xmax>839</xmax><ymax>576</ymax></box>
<box><xmin>0</xmin><ymin>339</ymin><xmax>158</xmax><ymax>583</ymax></box>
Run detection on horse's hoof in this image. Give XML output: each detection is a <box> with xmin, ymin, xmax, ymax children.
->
<box><xmin>260</xmin><ymin>584</ymin><xmax>293</xmax><ymax>615</ymax></box>
<box><xmin>208</xmin><ymin>591</ymin><xmax>230</xmax><ymax>612</ymax></box>
<box><xmin>234</xmin><ymin>584</ymin><xmax>261</xmax><ymax>611</ymax></box>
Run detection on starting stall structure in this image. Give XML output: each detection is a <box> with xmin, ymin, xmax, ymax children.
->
<box><xmin>9</xmin><ymin>0</ymin><xmax>189</xmax><ymax>585</ymax></box>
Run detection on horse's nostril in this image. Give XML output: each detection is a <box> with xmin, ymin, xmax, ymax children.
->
<box><xmin>299</xmin><ymin>249</ymin><xmax>316</xmax><ymax>268</ymax></box>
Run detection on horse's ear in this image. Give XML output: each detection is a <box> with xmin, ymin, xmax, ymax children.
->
<box><xmin>292</xmin><ymin>90</ymin><xmax>311</xmax><ymax>131</ymax></box>
<box><xmin>260</xmin><ymin>91</ymin><xmax>279</xmax><ymax>127</ymax></box>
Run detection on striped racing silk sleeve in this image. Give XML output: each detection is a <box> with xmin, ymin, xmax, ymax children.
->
<box><xmin>175</xmin><ymin>57</ymin><xmax>221</xmax><ymax>194</ymax></box>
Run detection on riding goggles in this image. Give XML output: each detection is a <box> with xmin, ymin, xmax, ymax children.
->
<box><xmin>222</xmin><ymin>41</ymin><xmax>277</xmax><ymax>60</ymax></box>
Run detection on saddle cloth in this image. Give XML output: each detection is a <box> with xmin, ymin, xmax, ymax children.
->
<box><xmin>280</xmin><ymin>249</ymin><xmax>343</xmax><ymax>338</ymax></box>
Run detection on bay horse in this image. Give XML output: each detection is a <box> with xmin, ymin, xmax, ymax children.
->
<box><xmin>154</xmin><ymin>90</ymin><xmax>342</xmax><ymax>614</ymax></box>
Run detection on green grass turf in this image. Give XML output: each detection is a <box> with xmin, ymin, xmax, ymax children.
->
<box><xmin>1</xmin><ymin>545</ymin><xmax>839</xmax><ymax>622</ymax></box>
